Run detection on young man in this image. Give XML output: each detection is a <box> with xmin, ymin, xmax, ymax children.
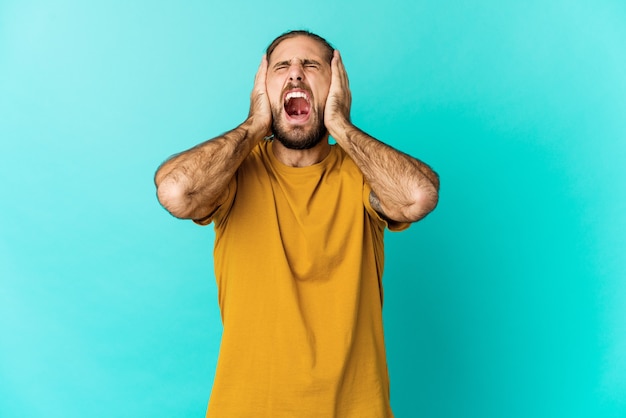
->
<box><xmin>155</xmin><ymin>30</ymin><xmax>439</xmax><ymax>418</ymax></box>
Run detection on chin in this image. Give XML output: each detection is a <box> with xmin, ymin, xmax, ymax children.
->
<box><xmin>276</xmin><ymin>136</ymin><xmax>324</xmax><ymax>150</ymax></box>
<box><xmin>272</xmin><ymin>114</ymin><xmax>327</xmax><ymax>150</ymax></box>
<box><xmin>273</xmin><ymin>126</ymin><xmax>327</xmax><ymax>150</ymax></box>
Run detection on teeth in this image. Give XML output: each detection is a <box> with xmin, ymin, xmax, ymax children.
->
<box><xmin>285</xmin><ymin>91</ymin><xmax>309</xmax><ymax>101</ymax></box>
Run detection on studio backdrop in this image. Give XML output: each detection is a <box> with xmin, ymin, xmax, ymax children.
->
<box><xmin>1</xmin><ymin>1</ymin><xmax>625</xmax><ymax>417</ymax></box>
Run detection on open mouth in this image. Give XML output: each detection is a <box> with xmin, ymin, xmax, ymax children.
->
<box><xmin>283</xmin><ymin>90</ymin><xmax>311</xmax><ymax>122</ymax></box>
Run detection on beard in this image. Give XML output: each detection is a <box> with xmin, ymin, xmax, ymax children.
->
<box><xmin>271</xmin><ymin>105</ymin><xmax>328</xmax><ymax>150</ymax></box>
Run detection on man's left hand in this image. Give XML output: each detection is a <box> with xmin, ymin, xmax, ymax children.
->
<box><xmin>324</xmin><ymin>50</ymin><xmax>352</xmax><ymax>136</ymax></box>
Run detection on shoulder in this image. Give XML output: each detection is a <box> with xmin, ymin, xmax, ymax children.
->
<box><xmin>331</xmin><ymin>144</ymin><xmax>361</xmax><ymax>175</ymax></box>
<box><xmin>238</xmin><ymin>140</ymin><xmax>271</xmax><ymax>173</ymax></box>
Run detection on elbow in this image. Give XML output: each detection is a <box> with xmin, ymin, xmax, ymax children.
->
<box><xmin>405</xmin><ymin>182</ymin><xmax>439</xmax><ymax>223</ymax></box>
<box><xmin>156</xmin><ymin>176</ymin><xmax>194</xmax><ymax>219</ymax></box>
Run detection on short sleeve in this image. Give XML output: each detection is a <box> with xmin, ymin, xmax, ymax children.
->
<box><xmin>192</xmin><ymin>176</ymin><xmax>237</xmax><ymax>226</ymax></box>
<box><xmin>362</xmin><ymin>182</ymin><xmax>411</xmax><ymax>232</ymax></box>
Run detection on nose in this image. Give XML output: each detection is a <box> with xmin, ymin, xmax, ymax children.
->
<box><xmin>288</xmin><ymin>63</ymin><xmax>304</xmax><ymax>81</ymax></box>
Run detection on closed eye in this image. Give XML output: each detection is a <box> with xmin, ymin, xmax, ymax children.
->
<box><xmin>303</xmin><ymin>59</ymin><xmax>320</xmax><ymax>69</ymax></box>
<box><xmin>273</xmin><ymin>61</ymin><xmax>290</xmax><ymax>71</ymax></box>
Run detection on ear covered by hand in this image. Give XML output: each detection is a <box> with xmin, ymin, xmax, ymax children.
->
<box><xmin>324</xmin><ymin>50</ymin><xmax>352</xmax><ymax>134</ymax></box>
<box><xmin>248</xmin><ymin>54</ymin><xmax>273</xmax><ymax>137</ymax></box>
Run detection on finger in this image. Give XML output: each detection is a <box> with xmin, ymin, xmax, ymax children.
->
<box><xmin>330</xmin><ymin>50</ymin><xmax>340</xmax><ymax>85</ymax></box>
<box><xmin>334</xmin><ymin>50</ymin><xmax>349</xmax><ymax>87</ymax></box>
<box><xmin>254</xmin><ymin>54</ymin><xmax>268</xmax><ymax>90</ymax></box>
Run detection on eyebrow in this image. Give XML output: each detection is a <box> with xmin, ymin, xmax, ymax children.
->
<box><xmin>273</xmin><ymin>58</ymin><xmax>322</xmax><ymax>69</ymax></box>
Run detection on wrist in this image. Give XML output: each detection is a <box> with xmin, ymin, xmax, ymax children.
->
<box><xmin>327</xmin><ymin>117</ymin><xmax>353</xmax><ymax>143</ymax></box>
<box><xmin>243</xmin><ymin>115</ymin><xmax>271</xmax><ymax>140</ymax></box>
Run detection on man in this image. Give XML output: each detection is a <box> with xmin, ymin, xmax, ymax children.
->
<box><xmin>155</xmin><ymin>30</ymin><xmax>439</xmax><ymax>418</ymax></box>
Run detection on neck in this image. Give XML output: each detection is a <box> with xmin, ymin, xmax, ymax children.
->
<box><xmin>271</xmin><ymin>137</ymin><xmax>331</xmax><ymax>167</ymax></box>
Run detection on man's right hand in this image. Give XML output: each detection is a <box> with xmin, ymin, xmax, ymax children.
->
<box><xmin>248</xmin><ymin>55</ymin><xmax>272</xmax><ymax>137</ymax></box>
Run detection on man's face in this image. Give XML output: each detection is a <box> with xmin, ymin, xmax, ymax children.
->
<box><xmin>266</xmin><ymin>36</ymin><xmax>332</xmax><ymax>150</ymax></box>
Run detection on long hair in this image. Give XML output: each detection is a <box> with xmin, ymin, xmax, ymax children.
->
<box><xmin>266</xmin><ymin>30</ymin><xmax>335</xmax><ymax>63</ymax></box>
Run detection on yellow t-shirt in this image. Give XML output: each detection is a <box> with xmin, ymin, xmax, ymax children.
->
<box><xmin>198</xmin><ymin>140</ymin><xmax>408</xmax><ymax>418</ymax></box>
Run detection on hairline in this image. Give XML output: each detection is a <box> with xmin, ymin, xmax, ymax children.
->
<box><xmin>266</xmin><ymin>30</ymin><xmax>335</xmax><ymax>64</ymax></box>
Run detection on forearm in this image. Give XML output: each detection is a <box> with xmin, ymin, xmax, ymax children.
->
<box><xmin>155</xmin><ymin>118</ymin><xmax>264</xmax><ymax>219</ymax></box>
<box><xmin>331</xmin><ymin>121</ymin><xmax>439</xmax><ymax>222</ymax></box>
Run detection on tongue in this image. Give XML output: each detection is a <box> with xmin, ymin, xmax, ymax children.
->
<box><xmin>286</xmin><ymin>97</ymin><xmax>310</xmax><ymax>117</ymax></box>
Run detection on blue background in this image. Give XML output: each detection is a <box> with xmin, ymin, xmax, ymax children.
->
<box><xmin>1</xmin><ymin>0</ymin><xmax>625</xmax><ymax>417</ymax></box>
